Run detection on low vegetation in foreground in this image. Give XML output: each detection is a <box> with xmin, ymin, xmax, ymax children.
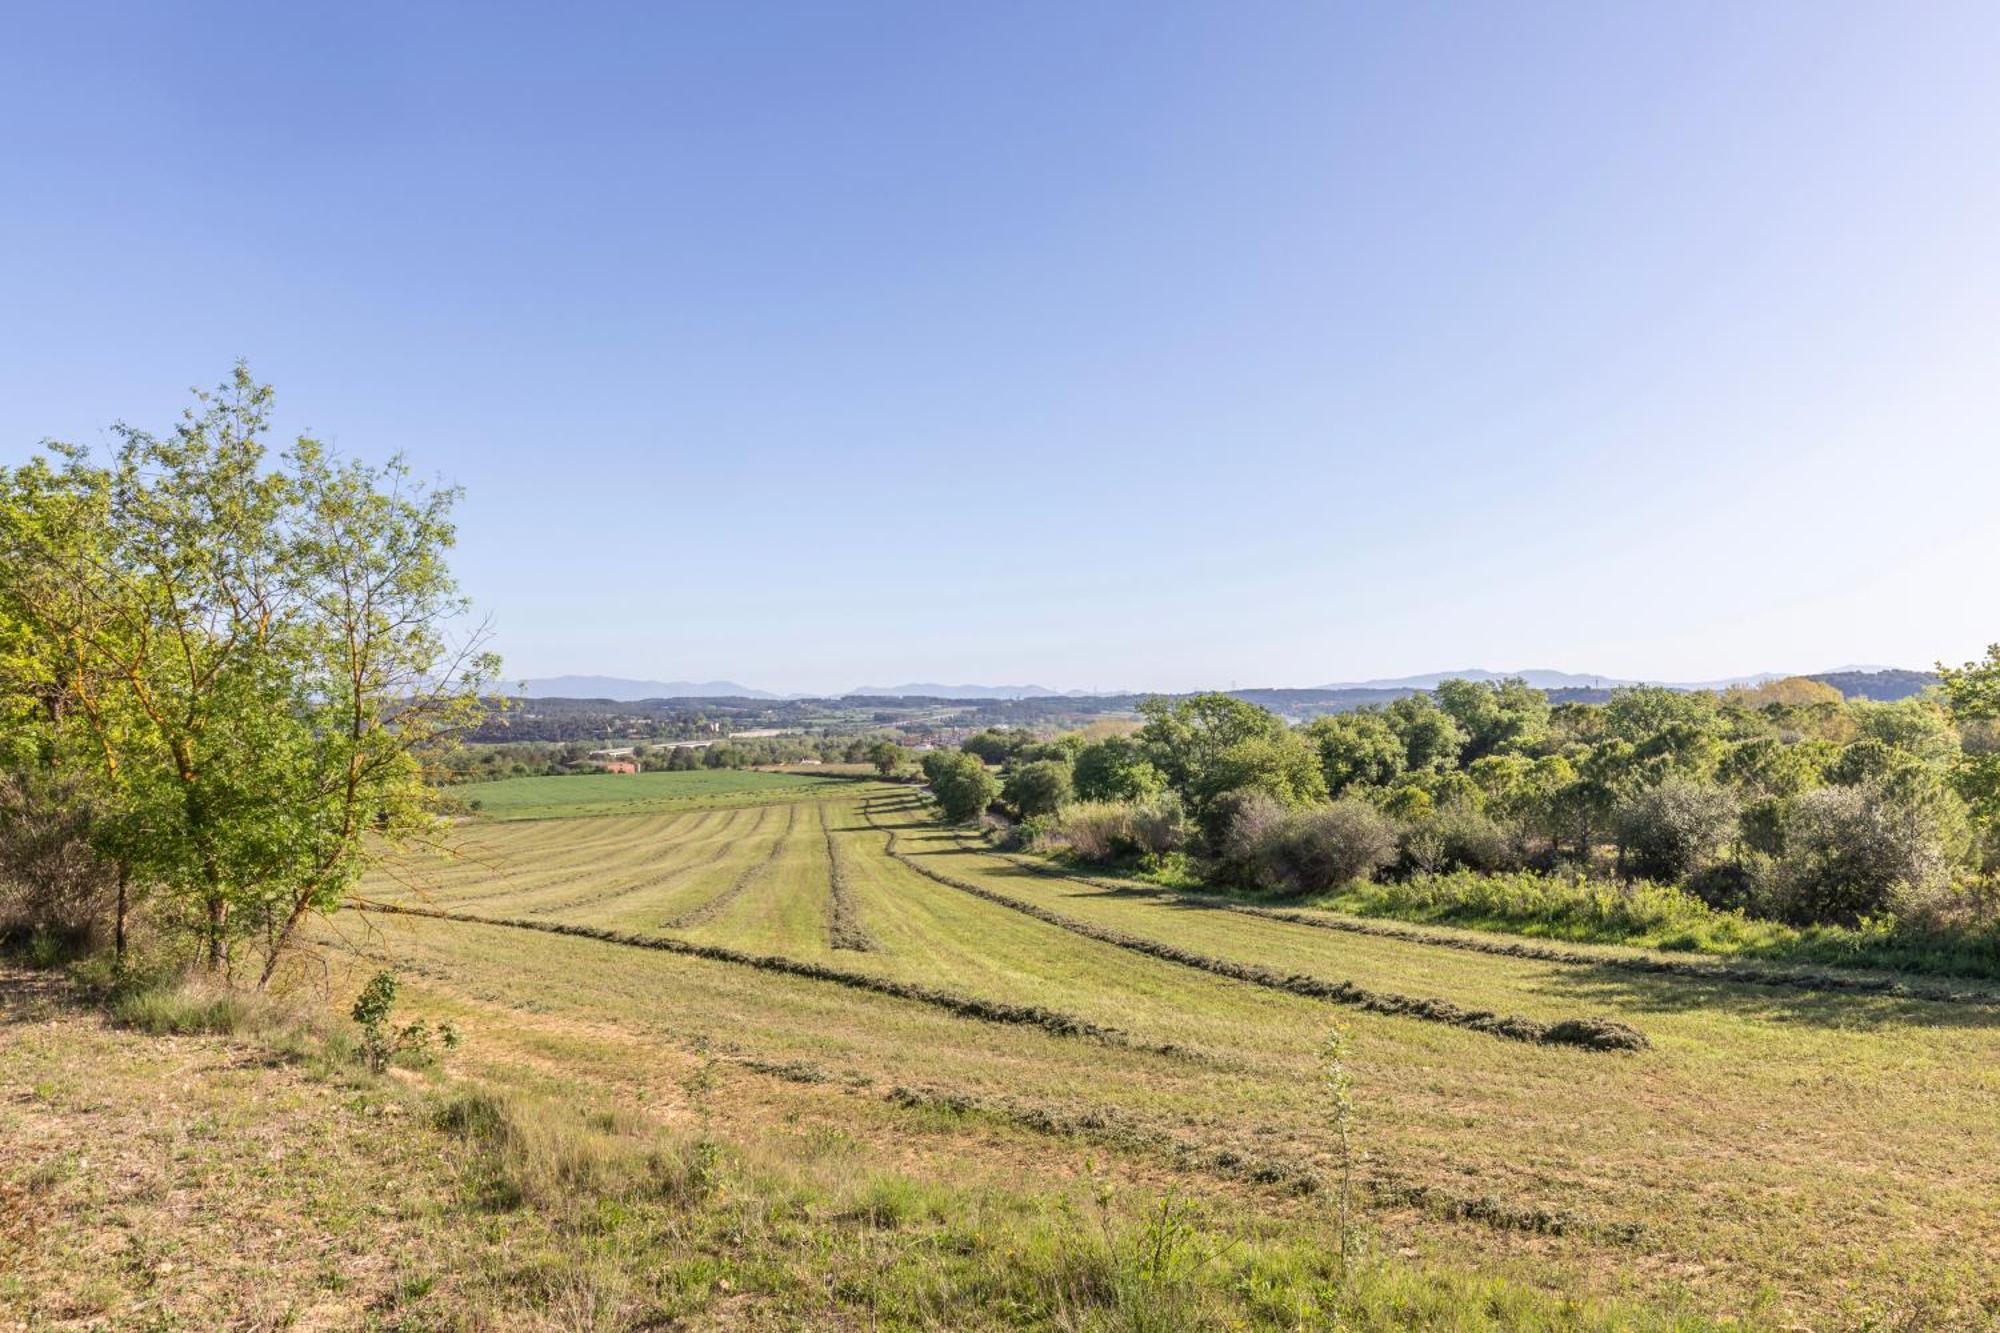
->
<box><xmin>6</xmin><ymin>953</ymin><xmax>1712</xmax><ymax>1331</ymax></box>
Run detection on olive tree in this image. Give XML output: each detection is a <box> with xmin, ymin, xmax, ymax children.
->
<box><xmin>1613</xmin><ymin>779</ymin><xmax>1739</xmax><ymax>883</ymax></box>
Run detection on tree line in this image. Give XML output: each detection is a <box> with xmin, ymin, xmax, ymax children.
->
<box><xmin>923</xmin><ymin>667</ymin><xmax>2000</xmax><ymax>932</ymax></box>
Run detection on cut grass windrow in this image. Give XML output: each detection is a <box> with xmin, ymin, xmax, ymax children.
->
<box><xmin>662</xmin><ymin>804</ymin><xmax>796</xmax><ymax>929</ymax></box>
<box><xmin>966</xmin><ymin>839</ymin><xmax>2000</xmax><ymax>1008</ymax></box>
<box><xmin>348</xmin><ymin>899</ymin><xmax>1189</xmax><ymax>1058</ymax></box>
<box><xmin>865</xmin><ymin>804</ymin><xmax>1649</xmax><ymax>1053</ymax></box>
<box><xmin>822</xmin><ymin>802</ymin><xmax>875</xmax><ymax>952</ymax></box>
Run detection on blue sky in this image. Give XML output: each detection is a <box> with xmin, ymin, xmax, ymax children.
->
<box><xmin>5</xmin><ymin>2</ymin><xmax>1998</xmax><ymax>694</ymax></box>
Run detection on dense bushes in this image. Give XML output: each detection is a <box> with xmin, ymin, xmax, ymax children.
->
<box><xmin>1614</xmin><ymin>779</ymin><xmax>1739</xmax><ymax>883</ymax></box>
<box><xmin>1221</xmin><ymin>795</ymin><xmax>1396</xmax><ymax>895</ymax></box>
<box><xmin>1027</xmin><ymin>796</ymin><xmax>1187</xmax><ymax>863</ymax></box>
<box><xmin>935</xmin><ymin>665</ymin><xmax>2000</xmax><ymax>956</ymax></box>
<box><xmin>1002</xmin><ymin>760</ymin><xmax>1073</xmax><ymax>819</ymax></box>
<box><xmin>1768</xmin><ymin>780</ymin><xmax>1965</xmax><ymax>924</ymax></box>
<box><xmin>0</xmin><ymin>773</ymin><xmax>119</xmax><ymax>950</ymax></box>
<box><xmin>1396</xmin><ymin>804</ymin><xmax>1513</xmax><ymax>876</ymax></box>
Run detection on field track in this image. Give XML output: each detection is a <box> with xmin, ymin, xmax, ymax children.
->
<box><xmin>344</xmin><ymin>774</ymin><xmax>2000</xmax><ymax>1326</ymax></box>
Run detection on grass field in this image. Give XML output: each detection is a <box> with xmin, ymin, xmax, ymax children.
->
<box><xmin>453</xmin><ymin>768</ymin><xmax>850</xmax><ymax>820</ymax></box>
<box><xmin>12</xmin><ymin>779</ymin><xmax>1997</xmax><ymax>1328</ymax></box>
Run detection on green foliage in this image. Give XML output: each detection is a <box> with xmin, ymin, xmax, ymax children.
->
<box><xmin>1397</xmin><ymin>803</ymin><xmax>1514</xmax><ymax>875</ymax></box>
<box><xmin>866</xmin><ymin>740</ymin><xmax>906</xmax><ymax>777</ymax></box>
<box><xmin>1002</xmin><ymin>759</ymin><xmax>1073</xmax><ymax>819</ymax></box>
<box><xmin>1614</xmin><ymin>779</ymin><xmax>1738</xmax><ymax>883</ymax></box>
<box><xmin>1136</xmin><ymin>693</ymin><xmax>1287</xmax><ymax>798</ymax></box>
<box><xmin>1071</xmin><ymin>736</ymin><xmax>1165</xmax><ymax>802</ymax></box>
<box><xmin>1224</xmin><ymin>795</ymin><xmax>1396</xmax><ymax>894</ymax></box>
<box><xmin>0</xmin><ymin>367</ymin><xmax>498</xmax><ymax>984</ymax></box>
<box><xmin>1330</xmin><ymin>868</ymin><xmax>2000</xmax><ymax>978</ymax></box>
<box><xmin>1303</xmin><ymin>711</ymin><xmax>1406</xmax><ymax>797</ymax></box>
<box><xmin>926</xmin><ymin>752</ymin><xmax>1000</xmax><ymax>824</ymax></box>
<box><xmin>1188</xmin><ymin>733</ymin><xmax>1328</xmax><ymax>834</ymax></box>
<box><xmin>1433</xmin><ymin>677</ymin><xmax>1550</xmax><ymax>761</ymax></box>
<box><xmin>1384</xmin><ymin>694</ymin><xmax>1465</xmax><ymax>772</ymax></box>
<box><xmin>960</xmin><ymin>729</ymin><xmax>1032</xmax><ymax>765</ymax></box>
<box><xmin>1770</xmin><ymin>778</ymin><xmax>1968</xmax><ymax>925</ymax></box>
<box><xmin>353</xmin><ymin>968</ymin><xmax>460</xmax><ymax>1072</ymax></box>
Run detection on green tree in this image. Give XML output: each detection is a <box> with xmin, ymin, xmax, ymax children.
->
<box><xmin>867</xmin><ymin>739</ymin><xmax>906</xmax><ymax>777</ymax></box>
<box><xmin>1433</xmin><ymin>677</ymin><xmax>1550</xmax><ymax>762</ymax></box>
<box><xmin>1613</xmin><ymin>778</ymin><xmax>1738</xmax><ymax>883</ymax></box>
<box><xmin>1939</xmin><ymin>644</ymin><xmax>2000</xmax><ymax>845</ymax></box>
<box><xmin>1384</xmin><ymin>695</ymin><xmax>1465</xmax><ymax>773</ymax></box>
<box><xmin>961</xmin><ymin>729</ymin><xmax>1030</xmax><ymax>764</ymax></box>
<box><xmin>1136</xmin><ymin>693</ymin><xmax>1287</xmax><ymax>796</ymax></box>
<box><xmin>0</xmin><ymin>368</ymin><xmax>498</xmax><ymax>985</ymax></box>
<box><xmin>1188</xmin><ymin>733</ymin><xmax>1328</xmax><ymax>834</ymax></box>
<box><xmin>1071</xmin><ymin>736</ymin><xmax>1163</xmax><ymax>802</ymax></box>
<box><xmin>1002</xmin><ymin>759</ymin><xmax>1073</xmax><ymax>818</ymax></box>
<box><xmin>1771</xmin><ymin>774</ymin><xmax>1970</xmax><ymax>924</ymax></box>
<box><xmin>926</xmin><ymin>751</ymin><xmax>999</xmax><ymax>824</ymax></box>
<box><xmin>1303</xmin><ymin>711</ymin><xmax>1405</xmax><ymax>797</ymax></box>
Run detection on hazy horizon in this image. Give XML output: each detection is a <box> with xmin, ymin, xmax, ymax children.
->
<box><xmin>7</xmin><ymin>3</ymin><xmax>2000</xmax><ymax>694</ymax></box>
<box><xmin>510</xmin><ymin>661</ymin><xmax>1929</xmax><ymax>701</ymax></box>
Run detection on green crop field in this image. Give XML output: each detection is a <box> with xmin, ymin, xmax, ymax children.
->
<box><xmin>320</xmin><ymin>779</ymin><xmax>2000</xmax><ymax>1328</ymax></box>
<box><xmin>452</xmin><ymin>768</ymin><xmax>850</xmax><ymax>820</ymax></box>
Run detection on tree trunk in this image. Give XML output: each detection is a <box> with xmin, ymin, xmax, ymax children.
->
<box><xmin>256</xmin><ymin>895</ymin><xmax>314</xmax><ymax>990</ymax></box>
<box><xmin>205</xmin><ymin>895</ymin><xmax>228</xmax><ymax>972</ymax></box>
<box><xmin>114</xmin><ymin>861</ymin><xmax>129</xmax><ymax>966</ymax></box>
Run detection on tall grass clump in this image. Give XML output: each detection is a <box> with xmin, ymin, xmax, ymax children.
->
<box><xmin>1026</xmin><ymin>795</ymin><xmax>1186</xmax><ymax>864</ymax></box>
<box><xmin>433</xmin><ymin>1085</ymin><xmax>711</xmax><ymax>1218</ymax></box>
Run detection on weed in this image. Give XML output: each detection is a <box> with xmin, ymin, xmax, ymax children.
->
<box><xmin>352</xmin><ymin>969</ymin><xmax>460</xmax><ymax>1071</ymax></box>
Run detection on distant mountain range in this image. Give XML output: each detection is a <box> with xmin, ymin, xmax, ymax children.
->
<box><xmin>515</xmin><ymin>676</ymin><xmax>779</xmax><ymax>701</ymax></box>
<box><xmin>1315</xmin><ymin>668</ymin><xmax>1794</xmax><ymax>692</ymax></box>
<box><xmin>847</xmin><ymin>683</ymin><xmax>1101</xmax><ymax>700</ymax></box>
<box><xmin>512</xmin><ymin>667</ymin><xmax>1932</xmax><ymax>704</ymax></box>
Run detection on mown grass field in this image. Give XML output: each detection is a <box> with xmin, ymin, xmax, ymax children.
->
<box><xmin>12</xmin><ymin>779</ymin><xmax>1996</xmax><ymax>1329</ymax></box>
<box><xmin>453</xmin><ymin>768</ymin><xmax>849</xmax><ymax>820</ymax></box>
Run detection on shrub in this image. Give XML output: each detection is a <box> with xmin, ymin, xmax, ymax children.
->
<box><xmin>1396</xmin><ymin>804</ymin><xmax>1515</xmax><ymax>876</ymax></box>
<box><xmin>0</xmin><ymin>772</ymin><xmax>117</xmax><ymax>949</ymax></box>
<box><xmin>1217</xmin><ymin>791</ymin><xmax>1287</xmax><ymax>880</ymax></box>
<box><xmin>1225</xmin><ymin>796</ymin><xmax>1395</xmax><ymax>894</ymax></box>
<box><xmin>1003</xmin><ymin>760</ymin><xmax>1074</xmax><ymax>819</ymax></box>
<box><xmin>1614</xmin><ymin>778</ymin><xmax>1739</xmax><ymax>883</ymax></box>
<box><xmin>1030</xmin><ymin>795</ymin><xmax>1187</xmax><ymax>863</ymax></box>
<box><xmin>1685</xmin><ymin>859</ymin><xmax>1759</xmax><ymax>913</ymax></box>
<box><xmin>1270</xmin><ymin>800</ymin><xmax>1398</xmax><ymax>893</ymax></box>
<box><xmin>1125</xmin><ymin>793</ymin><xmax>1188</xmax><ymax>858</ymax></box>
<box><xmin>1770</xmin><ymin>780</ymin><xmax>1968</xmax><ymax>925</ymax></box>
<box><xmin>352</xmin><ymin>969</ymin><xmax>460</xmax><ymax>1072</ymax></box>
